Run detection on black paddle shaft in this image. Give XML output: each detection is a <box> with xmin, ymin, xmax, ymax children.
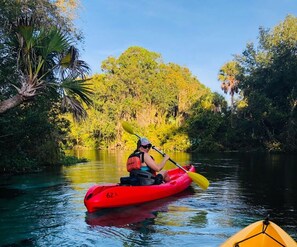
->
<box><xmin>152</xmin><ymin>146</ymin><xmax>187</xmax><ymax>172</ymax></box>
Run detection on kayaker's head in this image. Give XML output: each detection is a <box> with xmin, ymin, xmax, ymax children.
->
<box><xmin>137</xmin><ymin>137</ymin><xmax>152</xmax><ymax>152</ymax></box>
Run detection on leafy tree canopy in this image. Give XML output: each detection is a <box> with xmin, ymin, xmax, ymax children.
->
<box><xmin>227</xmin><ymin>15</ymin><xmax>297</xmax><ymax>152</ymax></box>
<box><xmin>64</xmin><ymin>46</ymin><xmax>219</xmax><ymax>151</ymax></box>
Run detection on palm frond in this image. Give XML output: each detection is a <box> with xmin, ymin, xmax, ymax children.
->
<box><xmin>59</xmin><ymin>46</ymin><xmax>90</xmax><ymax>79</ymax></box>
<box><xmin>60</xmin><ymin>78</ymin><xmax>93</xmax><ymax>106</ymax></box>
<box><xmin>61</xmin><ymin>96</ymin><xmax>87</xmax><ymax>122</ymax></box>
<box><xmin>40</xmin><ymin>28</ymin><xmax>72</xmax><ymax>56</ymax></box>
<box><xmin>1</xmin><ymin>14</ymin><xmax>93</xmax><ymax>118</ymax></box>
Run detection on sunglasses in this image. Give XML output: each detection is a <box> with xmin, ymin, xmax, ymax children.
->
<box><xmin>141</xmin><ymin>144</ymin><xmax>152</xmax><ymax>149</ymax></box>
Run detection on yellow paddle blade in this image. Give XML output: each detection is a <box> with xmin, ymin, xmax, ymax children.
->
<box><xmin>122</xmin><ymin>121</ymin><xmax>135</xmax><ymax>135</ymax></box>
<box><xmin>187</xmin><ymin>171</ymin><xmax>209</xmax><ymax>190</ymax></box>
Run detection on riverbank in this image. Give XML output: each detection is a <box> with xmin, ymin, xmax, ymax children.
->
<box><xmin>0</xmin><ymin>155</ymin><xmax>88</xmax><ymax>175</ymax></box>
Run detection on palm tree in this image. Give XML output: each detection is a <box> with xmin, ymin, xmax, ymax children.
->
<box><xmin>0</xmin><ymin>16</ymin><xmax>92</xmax><ymax>121</ymax></box>
<box><xmin>218</xmin><ymin>61</ymin><xmax>240</xmax><ymax>111</ymax></box>
<box><xmin>212</xmin><ymin>92</ymin><xmax>227</xmax><ymax>113</ymax></box>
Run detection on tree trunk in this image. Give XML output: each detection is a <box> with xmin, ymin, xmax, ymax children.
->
<box><xmin>0</xmin><ymin>94</ymin><xmax>24</xmax><ymax>114</ymax></box>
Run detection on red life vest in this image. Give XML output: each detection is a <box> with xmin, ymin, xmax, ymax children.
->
<box><xmin>126</xmin><ymin>151</ymin><xmax>157</xmax><ymax>176</ymax></box>
<box><xmin>126</xmin><ymin>152</ymin><xmax>144</xmax><ymax>172</ymax></box>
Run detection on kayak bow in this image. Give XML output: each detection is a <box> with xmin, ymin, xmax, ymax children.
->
<box><xmin>220</xmin><ymin>218</ymin><xmax>297</xmax><ymax>247</ymax></box>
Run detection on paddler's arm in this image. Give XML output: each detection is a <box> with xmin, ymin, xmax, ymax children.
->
<box><xmin>143</xmin><ymin>152</ymin><xmax>170</xmax><ymax>172</ymax></box>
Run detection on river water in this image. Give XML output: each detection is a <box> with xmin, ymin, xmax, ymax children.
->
<box><xmin>0</xmin><ymin>151</ymin><xmax>296</xmax><ymax>246</ymax></box>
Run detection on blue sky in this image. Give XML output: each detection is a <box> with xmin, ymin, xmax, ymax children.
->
<box><xmin>76</xmin><ymin>0</ymin><xmax>297</xmax><ymax>94</ymax></box>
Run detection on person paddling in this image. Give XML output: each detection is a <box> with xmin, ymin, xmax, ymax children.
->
<box><xmin>126</xmin><ymin>137</ymin><xmax>171</xmax><ymax>184</ymax></box>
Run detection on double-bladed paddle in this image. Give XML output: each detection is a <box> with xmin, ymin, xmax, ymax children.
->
<box><xmin>122</xmin><ymin>121</ymin><xmax>209</xmax><ymax>190</ymax></box>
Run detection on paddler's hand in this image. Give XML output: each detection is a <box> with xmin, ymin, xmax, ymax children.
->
<box><xmin>158</xmin><ymin>154</ymin><xmax>170</xmax><ymax>170</ymax></box>
<box><xmin>163</xmin><ymin>154</ymin><xmax>170</xmax><ymax>162</ymax></box>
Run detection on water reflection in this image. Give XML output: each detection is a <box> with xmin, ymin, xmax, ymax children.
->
<box><xmin>85</xmin><ymin>187</ymin><xmax>206</xmax><ymax>247</ymax></box>
<box><xmin>191</xmin><ymin>152</ymin><xmax>297</xmax><ymax>238</ymax></box>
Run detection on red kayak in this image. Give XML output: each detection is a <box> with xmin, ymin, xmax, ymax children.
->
<box><xmin>84</xmin><ymin>165</ymin><xmax>195</xmax><ymax>213</ymax></box>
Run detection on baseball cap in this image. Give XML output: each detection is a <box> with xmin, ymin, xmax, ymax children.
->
<box><xmin>137</xmin><ymin>137</ymin><xmax>151</xmax><ymax>148</ymax></box>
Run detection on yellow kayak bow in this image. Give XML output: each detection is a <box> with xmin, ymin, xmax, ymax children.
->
<box><xmin>221</xmin><ymin>219</ymin><xmax>297</xmax><ymax>247</ymax></box>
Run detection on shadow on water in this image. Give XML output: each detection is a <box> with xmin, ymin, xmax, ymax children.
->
<box><xmin>237</xmin><ymin>154</ymin><xmax>297</xmax><ymax>234</ymax></box>
<box><xmin>0</xmin><ymin>169</ymin><xmax>73</xmax><ymax>247</ymax></box>
<box><xmin>0</xmin><ymin>187</ymin><xmax>25</xmax><ymax>199</ymax></box>
<box><xmin>0</xmin><ymin>238</ymin><xmax>35</xmax><ymax>247</ymax></box>
<box><xmin>191</xmin><ymin>152</ymin><xmax>297</xmax><ymax>238</ymax></box>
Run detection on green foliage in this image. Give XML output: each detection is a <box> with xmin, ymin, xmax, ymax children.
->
<box><xmin>60</xmin><ymin>155</ymin><xmax>88</xmax><ymax>166</ymax></box>
<box><xmin>0</xmin><ymin>95</ymin><xmax>70</xmax><ymax>172</ymax></box>
<box><xmin>0</xmin><ymin>0</ymin><xmax>91</xmax><ymax>119</ymax></box>
<box><xmin>0</xmin><ymin>0</ymin><xmax>90</xmax><ymax>172</ymax></box>
<box><xmin>65</xmin><ymin>46</ymin><xmax>214</xmax><ymax>150</ymax></box>
<box><xmin>184</xmin><ymin>95</ymin><xmax>226</xmax><ymax>152</ymax></box>
<box><xmin>234</xmin><ymin>15</ymin><xmax>297</xmax><ymax>152</ymax></box>
<box><xmin>2</xmin><ymin>5</ymin><xmax>296</xmax><ymax>176</ymax></box>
